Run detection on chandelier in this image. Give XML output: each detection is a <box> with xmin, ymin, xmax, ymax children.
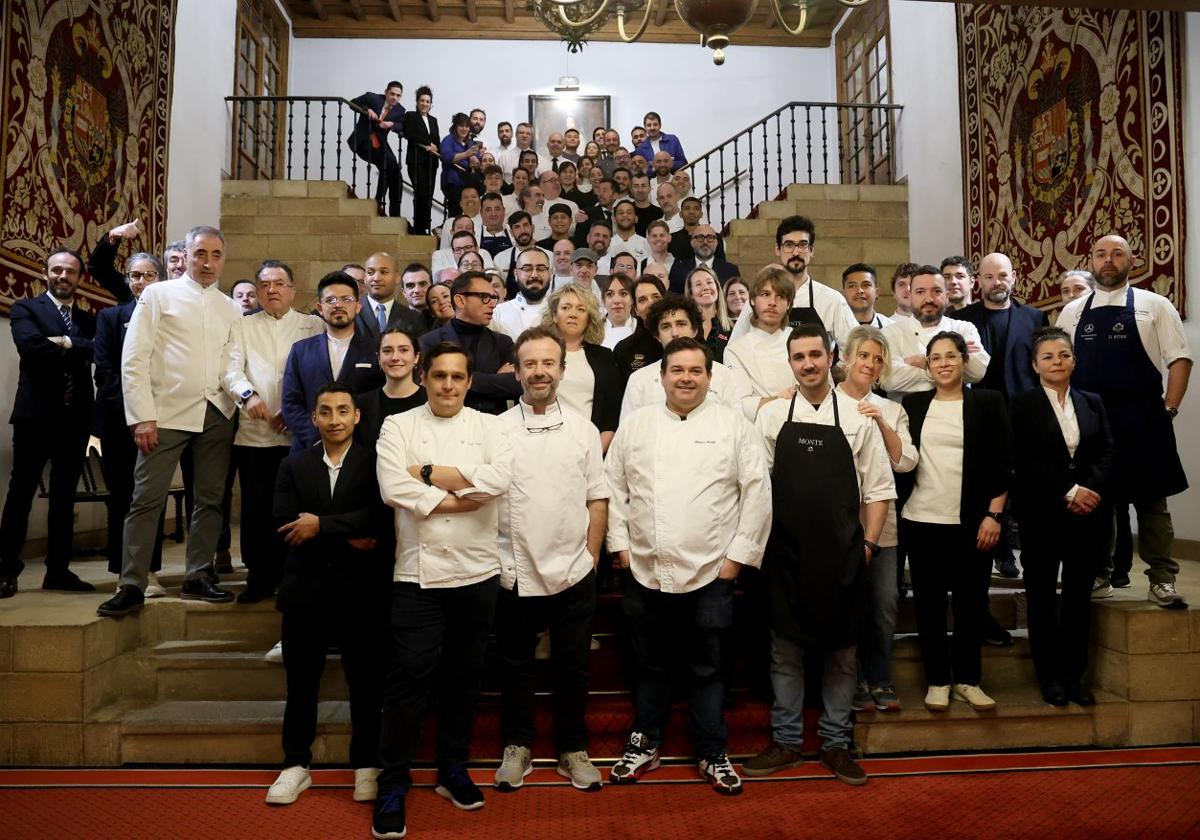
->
<box><xmin>527</xmin><ymin>0</ymin><xmax>872</xmax><ymax>64</ymax></box>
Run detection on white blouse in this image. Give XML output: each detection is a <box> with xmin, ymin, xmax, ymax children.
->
<box><xmin>557</xmin><ymin>348</ymin><xmax>595</xmax><ymax>420</ymax></box>
<box><xmin>902</xmin><ymin>398</ymin><xmax>965</xmax><ymax>525</ymax></box>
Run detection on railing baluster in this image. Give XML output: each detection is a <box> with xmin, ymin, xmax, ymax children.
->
<box><xmin>302</xmin><ymin>101</ymin><xmax>311</xmax><ymax>179</ymax></box>
<box><xmin>775</xmin><ymin>114</ymin><xmax>782</xmax><ymax>200</ymax></box>
<box><xmin>704</xmin><ymin>158</ymin><xmax>712</xmax><ymax>229</ymax></box>
<box><xmin>233</xmin><ymin>102</ymin><xmax>243</xmax><ymax>179</ymax></box>
<box><xmin>790</xmin><ymin>106</ymin><xmax>797</xmax><ymax>188</ymax></box>
<box><xmin>867</xmin><ymin>107</ymin><xmax>877</xmax><ymax>185</ymax></box>
<box><xmin>821</xmin><ymin>106</ymin><xmax>829</xmax><ymax>184</ymax></box>
<box><xmin>319</xmin><ymin>101</ymin><xmax>327</xmax><ymax>180</ymax></box>
<box><xmin>732</xmin><ymin>138</ymin><xmax>740</xmax><ymax>221</ymax></box>
<box><xmin>718</xmin><ymin>147</ymin><xmax>726</xmax><ymax>232</ymax></box>
<box><xmin>286</xmin><ymin>101</ymin><xmax>294</xmax><ymax>180</ymax></box>
<box><xmin>747</xmin><ymin>130</ymin><xmax>754</xmax><ymax>217</ymax></box>
<box><xmin>335</xmin><ymin>106</ymin><xmax>343</xmax><ymax>182</ymax></box>
<box><xmin>761</xmin><ymin>121</ymin><xmax>769</xmax><ymax>202</ymax></box>
<box><xmin>270</xmin><ymin>101</ymin><xmax>279</xmax><ymax>178</ymax></box>
<box><xmin>805</xmin><ymin>106</ymin><xmax>812</xmax><ymax>184</ymax></box>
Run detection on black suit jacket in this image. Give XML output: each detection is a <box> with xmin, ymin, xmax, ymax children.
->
<box><xmin>581</xmin><ymin>343</ymin><xmax>622</xmax><ymax>433</ymax></box>
<box><xmin>668</xmin><ymin>258</ymin><xmax>741</xmax><ymax>294</ymax></box>
<box><xmin>273</xmin><ymin>443</ymin><xmax>394</xmax><ymax>611</ymax></box>
<box><xmin>402</xmin><ymin>111</ymin><xmax>441</xmax><ymax>170</ymax></box>
<box><xmin>90</xmin><ymin>299</ymin><xmax>136</xmax><ymax>437</ymax></box>
<box><xmin>572</xmin><ymin>203</ymin><xmax>613</xmax><ymax>248</ymax></box>
<box><xmin>419</xmin><ymin>319</ymin><xmax>522</xmax><ymax>414</ymax></box>
<box><xmin>9</xmin><ymin>294</ymin><xmax>96</xmax><ymax>423</ymax></box>
<box><xmin>956</xmin><ymin>300</ymin><xmax>1050</xmax><ymax>398</ymax></box>
<box><xmin>85</xmin><ymin>234</ymin><xmax>134</xmax><ymax>304</ymax></box>
<box><xmin>1008</xmin><ymin>386</ymin><xmax>1113</xmax><ymax>528</ymax></box>
<box><xmin>669</xmin><ymin>228</ymin><xmax>728</xmax><ymax>263</ymax></box>
<box><xmin>348</xmin><ymin>92</ymin><xmax>405</xmax><ymax>160</ymax></box>
<box><xmin>354</xmin><ymin>297</ymin><xmax>427</xmax><ymax>343</ymax></box>
<box><xmin>901</xmin><ymin>388</ymin><xmax>1012</xmax><ymax>531</ymax></box>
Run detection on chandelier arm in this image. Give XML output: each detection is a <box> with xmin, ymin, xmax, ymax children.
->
<box><xmin>769</xmin><ymin>0</ymin><xmax>808</xmax><ymax>36</ymax></box>
<box><xmin>557</xmin><ymin>1</ymin><xmax>613</xmax><ymax>28</ymax></box>
<box><xmin>616</xmin><ymin>0</ymin><xmax>654</xmax><ymax>42</ymax></box>
<box><xmin>838</xmin><ymin>0</ymin><xmax>871</xmax><ymax>7</ymax></box>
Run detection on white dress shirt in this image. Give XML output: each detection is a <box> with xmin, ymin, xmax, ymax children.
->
<box><xmin>496</xmin><ymin>143</ymin><xmax>521</xmax><ymax>181</ymax></box>
<box><xmin>602</xmin><ymin>318</ymin><xmax>635</xmax><ymax>349</ymax></box>
<box><xmin>1044</xmin><ymin>386</ymin><xmax>1082</xmax><ymax>502</ymax></box>
<box><xmin>606</xmin><ymin>400</ymin><xmax>773</xmax><ymax>593</ymax></box>
<box><xmin>1056</xmin><ymin>284</ymin><xmax>1191</xmax><ymax>373</ymax></box>
<box><xmin>642</xmin><ymin>253</ymin><xmax>675</xmax><ymax>275</ymax></box>
<box><xmin>323</xmin><ymin>443</ymin><xmax>349</xmax><ymax>495</ymax></box>
<box><xmin>620</xmin><ymin>359</ymin><xmax>750</xmax><ymax>422</ymax></box>
<box><xmin>492</xmin><ymin>293</ymin><xmax>548</xmax><ymax>339</ymax></box>
<box><xmin>326</xmin><ymin>333</ymin><xmax>352</xmax><ymax>381</ymax></box>
<box><xmin>497</xmin><ymin>401</ymin><xmax>609</xmax><ymax>596</ymax></box>
<box><xmin>122</xmin><ymin>274</ymin><xmax>241</xmax><ymax>431</ymax></box>
<box><xmin>837</xmin><ymin>385</ymin><xmax>918</xmax><ymax>547</ymax></box>
<box><xmin>663</xmin><ymin>214</ymin><xmax>684</xmax><ymax>233</ymax></box>
<box><xmin>376</xmin><ymin>404</ymin><xmax>513</xmax><ymax>588</ymax></box>
<box><xmin>902</xmin><ymin>398</ymin><xmax>965</xmax><ymax>525</ymax></box>
<box><xmin>431</xmin><ymin>248</ymin><xmax>495</xmax><ymax>275</ymax></box>
<box><xmin>880</xmin><ymin>314</ymin><xmax>990</xmax><ymax>397</ymax></box>
<box><xmin>729</xmin><ymin>276</ymin><xmax>859</xmax><ymax>349</ymax></box>
<box><xmin>723</xmin><ymin>326</ymin><xmax>793</xmax><ymax>419</ymax></box>
<box><xmin>224</xmin><ymin>309</ymin><xmax>325</xmax><ymax>447</ymax></box>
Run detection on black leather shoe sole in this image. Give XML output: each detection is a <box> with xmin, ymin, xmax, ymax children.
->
<box><xmin>181</xmin><ymin>586</ymin><xmax>234</xmax><ymax>603</ymax></box>
<box><xmin>97</xmin><ymin>599</ymin><xmax>144</xmax><ymax>617</ymax></box>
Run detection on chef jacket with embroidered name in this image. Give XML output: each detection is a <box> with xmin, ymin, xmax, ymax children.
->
<box><xmin>619</xmin><ymin>358</ymin><xmax>751</xmax><ymax>422</ymax></box>
<box><xmin>880</xmin><ymin>314</ymin><xmax>990</xmax><ymax>397</ymax></box>
<box><xmin>376</xmin><ymin>404</ymin><xmax>513</xmax><ymax>588</ymax></box>
<box><xmin>1055</xmin><ymin>284</ymin><xmax>1191</xmax><ymax>373</ymax></box>
<box><xmin>606</xmin><ymin>400</ymin><xmax>772</xmax><ymax>594</ymax></box>
<box><xmin>497</xmin><ymin>401</ymin><xmax>609</xmax><ymax>596</ymax></box>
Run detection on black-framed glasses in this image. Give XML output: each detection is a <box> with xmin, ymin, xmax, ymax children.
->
<box><xmin>128</xmin><ymin>270</ymin><xmax>158</xmax><ymax>281</ymax></box>
<box><xmin>691</xmin><ymin>234</ymin><xmax>718</xmax><ymax>241</ymax></box>
<box><xmin>516</xmin><ymin>265</ymin><xmax>551</xmax><ymax>273</ymax></box>
<box><xmin>459</xmin><ymin>291</ymin><xmax>501</xmax><ymax>303</ymax></box>
<box><xmin>780</xmin><ymin>240</ymin><xmax>812</xmax><ymax>252</ymax></box>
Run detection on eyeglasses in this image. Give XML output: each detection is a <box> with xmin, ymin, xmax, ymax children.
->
<box><xmin>459</xmin><ymin>291</ymin><xmax>501</xmax><ymax>303</ymax></box>
<box><xmin>128</xmin><ymin>271</ymin><xmax>158</xmax><ymax>281</ymax></box>
<box><xmin>517</xmin><ymin>265</ymin><xmax>551</xmax><ymax>273</ymax></box>
<box><xmin>928</xmin><ymin>352</ymin><xmax>963</xmax><ymax>364</ymax></box>
<box><xmin>519</xmin><ymin>404</ymin><xmax>564</xmax><ymax>433</ymax></box>
<box><xmin>257</xmin><ymin>280</ymin><xmax>293</xmax><ymax>289</ymax></box>
<box><xmin>691</xmin><ymin>234</ymin><xmax>718</xmax><ymax>241</ymax></box>
<box><xmin>321</xmin><ymin>295</ymin><xmax>357</xmax><ymax>306</ymax></box>
<box><xmin>780</xmin><ymin>240</ymin><xmax>813</xmax><ymax>252</ymax></box>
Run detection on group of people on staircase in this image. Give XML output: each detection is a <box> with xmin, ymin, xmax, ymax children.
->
<box><xmin>0</xmin><ymin>196</ymin><xmax>1190</xmax><ymax>839</ymax></box>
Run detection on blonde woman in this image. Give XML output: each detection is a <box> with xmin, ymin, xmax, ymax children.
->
<box><xmin>540</xmin><ymin>285</ymin><xmax>622</xmax><ymax>451</ymax></box>
<box><xmin>684</xmin><ymin>265</ymin><xmax>732</xmax><ymax>362</ymax></box>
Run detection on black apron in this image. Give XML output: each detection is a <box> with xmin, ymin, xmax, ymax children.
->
<box><xmin>1072</xmin><ymin>287</ymin><xmax>1187</xmax><ymax>501</ymax></box>
<box><xmin>788</xmin><ymin>279</ymin><xmax>821</xmax><ymax>330</ymax></box>
<box><xmin>764</xmin><ymin>393</ymin><xmax>865</xmax><ymax>650</ymax></box>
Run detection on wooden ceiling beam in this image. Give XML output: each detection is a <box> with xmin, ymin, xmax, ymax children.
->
<box><xmin>347</xmin><ymin>0</ymin><xmax>366</xmax><ymax>20</ymax></box>
<box><xmin>309</xmin><ymin>0</ymin><xmax>328</xmax><ymax>21</ymax></box>
<box><xmin>466</xmin><ymin>0</ymin><xmax>478</xmax><ymax>22</ymax></box>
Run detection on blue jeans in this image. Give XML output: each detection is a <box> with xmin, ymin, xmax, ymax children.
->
<box><xmin>858</xmin><ymin>546</ymin><xmax>898</xmax><ymax>687</ymax></box>
<box><xmin>769</xmin><ymin>631</ymin><xmax>856</xmax><ymax>751</ymax></box>
<box><xmin>623</xmin><ymin>575</ymin><xmax>733</xmax><ymax>758</ymax></box>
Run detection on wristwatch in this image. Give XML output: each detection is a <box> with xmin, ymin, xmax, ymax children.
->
<box><xmin>864</xmin><ymin>540</ymin><xmax>882</xmax><ymax>559</ymax></box>
<box><xmin>239</xmin><ymin>388</ymin><xmax>255</xmax><ymax>407</ymax></box>
<box><xmin>984</xmin><ymin>511</ymin><xmax>1006</xmax><ymax>523</ymax></box>
<box><xmin>420</xmin><ymin>464</ymin><xmax>433</xmax><ymax>486</ymax></box>
<box><xmin>1167</xmin><ymin>405</ymin><xmax>1179</xmax><ymax>419</ymax></box>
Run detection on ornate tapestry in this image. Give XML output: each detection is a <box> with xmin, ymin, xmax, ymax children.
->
<box><xmin>0</xmin><ymin>0</ymin><xmax>175</xmax><ymax>315</ymax></box>
<box><xmin>957</xmin><ymin>7</ymin><xmax>1186</xmax><ymax>314</ymax></box>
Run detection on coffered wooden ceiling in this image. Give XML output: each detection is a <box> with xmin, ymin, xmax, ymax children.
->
<box><xmin>283</xmin><ymin>0</ymin><xmax>847</xmax><ymax>48</ymax></box>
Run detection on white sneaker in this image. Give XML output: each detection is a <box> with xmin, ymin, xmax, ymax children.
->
<box><xmin>353</xmin><ymin>767</ymin><xmax>381</xmax><ymax>802</ymax></box>
<box><xmin>924</xmin><ymin>685</ymin><xmax>951</xmax><ymax>711</ymax></box>
<box><xmin>1149</xmin><ymin>582</ymin><xmax>1187</xmax><ymax>609</ymax></box>
<box><xmin>1091</xmin><ymin>577</ymin><xmax>1114</xmax><ymax>600</ymax></box>
<box><xmin>144</xmin><ymin>573</ymin><xmax>167</xmax><ymax>599</ymax></box>
<box><xmin>265</xmin><ymin>765</ymin><xmax>311</xmax><ymax>805</ymax></box>
<box><xmin>952</xmin><ymin>683</ymin><xmax>997</xmax><ymax>710</ymax></box>
<box><xmin>495</xmin><ymin>744</ymin><xmax>532</xmax><ymax>791</ymax></box>
<box><xmin>264</xmin><ymin>641</ymin><xmax>284</xmax><ymax>663</ymax></box>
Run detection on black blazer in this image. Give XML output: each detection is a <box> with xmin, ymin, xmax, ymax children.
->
<box><xmin>348</xmin><ymin>92</ymin><xmax>405</xmax><ymax>159</ymax></box>
<box><xmin>1008</xmin><ymin>386</ymin><xmax>1113</xmax><ymax>526</ymax></box>
<box><xmin>420</xmin><ymin>319</ymin><xmax>522</xmax><ymax>414</ymax></box>
<box><xmin>85</xmin><ymin>234</ymin><xmax>133</xmax><ymax>304</ymax></box>
<box><xmin>273</xmin><ymin>443</ymin><xmax>394</xmax><ymax>611</ymax></box>
<box><xmin>90</xmin><ymin>299</ymin><xmax>136</xmax><ymax>437</ymax></box>
<box><xmin>956</xmin><ymin>300</ymin><xmax>1050</xmax><ymax>398</ymax></box>
<box><xmin>402</xmin><ymin>111</ymin><xmax>441</xmax><ymax>170</ymax></box>
<box><xmin>9</xmin><ymin>294</ymin><xmax>96</xmax><ymax>422</ymax></box>
<box><xmin>901</xmin><ymin>388</ymin><xmax>1012</xmax><ymax>531</ymax></box>
<box><xmin>668</xmin><ymin>258</ymin><xmax>741</xmax><ymax>295</ymax></box>
<box><xmin>581</xmin><ymin>342</ymin><xmax>622</xmax><ymax>433</ymax></box>
<box><xmin>354</xmin><ymin>297</ymin><xmax>427</xmax><ymax>343</ymax></box>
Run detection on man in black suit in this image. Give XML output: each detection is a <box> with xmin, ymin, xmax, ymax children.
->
<box><xmin>0</xmin><ymin>249</ymin><xmax>97</xmax><ymax>596</ymax></box>
<box><xmin>668</xmin><ymin>224</ymin><xmax>740</xmax><ymax>294</ymax></box>
<box><xmin>264</xmin><ymin>382</ymin><xmax>394</xmax><ymax>806</ymax></box>
<box><xmin>419</xmin><ymin>271</ymin><xmax>521</xmax><ymax>415</ymax></box>
<box><xmin>669</xmin><ymin>198</ymin><xmax>727</xmax><ymax>263</ymax></box>
<box><xmin>402</xmin><ymin>85</ymin><xmax>440</xmax><ymax>235</ymax></box>
<box><xmin>349</xmin><ymin>81</ymin><xmax>405</xmax><ymax>218</ymax></box>
<box><xmin>355</xmin><ymin>252</ymin><xmax>426</xmax><ymax>342</ymax></box>
<box><xmin>956</xmin><ymin>252</ymin><xmax>1050</xmax><ymax>579</ymax></box>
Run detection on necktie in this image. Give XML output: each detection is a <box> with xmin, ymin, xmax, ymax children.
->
<box><xmin>376</xmin><ymin>303</ymin><xmax>387</xmax><ymax>332</ymax></box>
<box><xmin>59</xmin><ymin>304</ymin><xmax>73</xmax><ymax>334</ymax></box>
<box><xmin>552</xmin><ymin>158</ymin><xmax>560</xmax><ymax>173</ymax></box>
<box><xmin>59</xmin><ymin>305</ymin><xmax>74</xmax><ymax>404</ymax></box>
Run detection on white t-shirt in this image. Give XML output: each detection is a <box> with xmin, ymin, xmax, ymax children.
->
<box><xmin>902</xmin><ymin>398</ymin><xmax>965</xmax><ymax>525</ymax></box>
<box><xmin>558</xmin><ymin>347</ymin><xmax>596</xmax><ymax>421</ymax></box>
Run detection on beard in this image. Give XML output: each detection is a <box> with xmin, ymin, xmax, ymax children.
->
<box><xmin>521</xmin><ymin>282</ymin><xmax>549</xmax><ymax>303</ymax></box>
<box><xmin>985</xmin><ymin>287</ymin><xmax>1010</xmax><ymax>305</ymax></box>
<box><xmin>1096</xmin><ymin>264</ymin><xmax>1130</xmax><ymax>288</ymax></box>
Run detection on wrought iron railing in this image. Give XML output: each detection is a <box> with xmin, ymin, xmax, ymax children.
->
<box><xmin>683</xmin><ymin>101</ymin><xmax>902</xmax><ymax>232</ymax></box>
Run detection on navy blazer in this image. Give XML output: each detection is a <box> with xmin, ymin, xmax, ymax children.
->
<box><xmin>281</xmin><ymin>333</ymin><xmax>385</xmax><ymax>451</ymax></box>
<box><xmin>956</xmin><ymin>300</ymin><xmax>1050</xmax><ymax>399</ymax></box>
<box><xmin>1008</xmin><ymin>385</ymin><xmax>1114</xmax><ymax>527</ymax></box>
<box><xmin>348</xmin><ymin>92</ymin><xmax>405</xmax><ymax>159</ymax></box>
<box><xmin>273</xmin><ymin>442</ymin><xmax>394</xmax><ymax>612</ymax></box>
<box><xmin>419</xmin><ymin>319</ymin><xmax>521</xmax><ymax>414</ymax></box>
<box><xmin>353</xmin><ymin>297</ymin><xmax>427</xmax><ymax>343</ymax></box>
<box><xmin>90</xmin><ymin>299</ymin><xmax>136</xmax><ymax>437</ymax></box>
<box><xmin>668</xmin><ymin>258</ymin><xmax>741</xmax><ymax>295</ymax></box>
<box><xmin>9</xmin><ymin>294</ymin><xmax>96</xmax><ymax>423</ymax></box>
<box><xmin>633</xmin><ymin>133</ymin><xmax>687</xmax><ymax>171</ymax></box>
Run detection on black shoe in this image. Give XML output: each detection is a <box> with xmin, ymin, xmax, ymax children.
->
<box><xmin>371</xmin><ymin>786</ymin><xmax>407</xmax><ymax>839</ymax></box>
<box><xmin>97</xmin><ymin>585</ymin><xmax>145</xmax><ymax>617</ymax></box>
<box><xmin>1041</xmin><ymin>682</ymin><xmax>1069</xmax><ymax>707</ymax></box>
<box><xmin>0</xmin><ymin>575</ymin><xmax>18</xmax><ymax>598</ymax></box>
<box><xmin>820</xmin><ymin>746</ymin><xmax>868</xmax><ymax>787</ymax></box>
<box><xmin>180</xmin><ymin>577</ymin><xmax>234</xmax><ymax>603</ymax></box>
<box><xmin>236</xmin><ymin>585</ymin><xmax>276</xmax><ymax>605</ymax></box>
<box><xmin>982</xmin><ymin>626</ymin><xmax>1013</xmax><ymax>647</ymax></box>
<box><xmin>435</xmin><ymin>765</ymin><xmax>485</xmax><ymax>811</ymax></box>
<box><xmin>996</xmin><ymin>556</ymin><xmax>1020</xmax><ymax>578</ymax></box>
<box><xmin>42</xmin><ymin>571</ymin><xmax>96</xmax><ymax>592</ymax></box>
<box><xmin>214</xmin><ymin>549</ymin><xmax>234</xmax><ymax>575</ymax></box>
<box><xmin>1111</xmin><ymin>573</ymin><xmax>1132</xmax><ymax>589</ymax></box>
<box><xmin>1066</xmin><ymin>682</ymin><xmax>1096</xmax><ymax>707</ymax></box>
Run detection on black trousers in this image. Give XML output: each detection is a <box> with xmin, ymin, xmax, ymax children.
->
<box><xmin>378</xmin><ymin>576</ymin><xmax>498</xmax><ymax>790</ymax></box>
<box><xmin>497</xmin><ymin>570</ymin><xmax>596</xmax><ymax>753</ymax></box>
<box><xmin>234</xmin><ymin>445</ymin><xmax>288</xmax><ymax>591</ymax></box>
<box><xmin>901</xmin><ymin>520</ymin><xmax>991</xmax><ymax>686</ymax></box>
<box><xmin>280</xmin><ymin>588</ymin><xmax>389</xmax><ymax>768</ymax></box>
<box><xmin>0</xmin><ymin>415</ymin><xmax>89</xmax><ymax>578</ymax></box>
<box><xmin>99</xmin><ymin>426</ymin><xmax>163</xmax><ymax>575</ymax></box>
<box><xmin>442</xmin><ymin>182</ymin><xmax>464</xmax><ymax>221</ymax></box>
<box><xmin>407</xmin><ymin>162</ymin><xmax>436</xmax><ymax>234</ymax></box>
<box><xmin>1020</xmin><ymin>514</ymin><xmax>1104</xmax><ymax>687</ymax></box>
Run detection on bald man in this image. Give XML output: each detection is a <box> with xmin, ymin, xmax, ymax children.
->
<box><xmin>1056</xmin><ymin>235</ymin><xmax>1192</xmax><ymax>609</ymax></box>
<box><xmin>354</xmin><ymin>252</ymin><xmax>426</xmax><ymax>341</ymax></box>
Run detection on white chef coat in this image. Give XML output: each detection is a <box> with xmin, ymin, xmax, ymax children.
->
<box><xmin>497</xmin><ymin>400</ymin><xmax>609</xmax><ymax>596</ymax></box>
<box><xmin>492</xmin><ymin>293</ymin><xmax>548</xmax><ymax>340</ymax></box>
<box><xmin>494</xmin><ymin>245</ymin><xmax>552</xmax><ymax>276</ymax></box>
<box><xmin>880</xmin><ymin>314</ymin><xmax>990</xmax><ymax>396</ymax></box>
<box><xmin>602</xmin><ymin>318</ymin><xmax>635</xmax><ymax>350</ymax></box>
<box><xmin>122</xmin><ymin>274</ymin><xmax>241</xmax><ymax>430</ymax></box>
<box><xmin>609</xmin><ymin>232</ymin><xmax>649</xmax><ymax>263</ymax></box>
<box><xmin>620</xmin><ymin>359</ymin><xmax>750</xmax><ymax>422</ymax></box>
<box><xmin>431</xmin><ymin>247</ymin><xmax>495</xmax><ymax>275</ymax></box>
<box><xmin>1056</xmin><ymin>284</ymin><xmax>1191</xmax><ymax>373</ymax></box>
<box><xmin>438</xmin><ymin>215</ymin><xmax>484</xmax><ymax>250</ymax></box>
<box><xmin>376</xmin><ymin>404</ymin><xmax>513</xmax><ymax>588</ymax></box>
<box><xmin>730</xmin><ymin>276</ymin><xmax>859</xmax><ymax>349</ymax></box>
<box><xmin>722</xmin><ymin>326</ymin><xmax>793</xmax><ymax>419</ymax></box>
<box><xmin>606</xmin><ymin>400</ymin><xmax>772</xmax><ymax>594</ymax></box>
<box><xmin>224</xmin><ymin>308</ymin><xmax>325</xmax><ymax>447</ymax></box>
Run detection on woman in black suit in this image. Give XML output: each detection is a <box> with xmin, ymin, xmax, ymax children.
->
<box><xmin>1010</xmin><ymin>326</ymin><xmax>1113</xmax><ymax>708</ymax></box>
<box><xmin>900</xmin><ymin>331</ymin><xmax>1012</xmax><ymax>713</ymax></box>
<box><xmin>540</xmin><ymin>284</ymin><xmax>622</xmax><ymax>453</ymax></box>
<box><xmin>402</xmin><ymin>85</ymin><xmax>439</xmax><ymax>235</ymax></box>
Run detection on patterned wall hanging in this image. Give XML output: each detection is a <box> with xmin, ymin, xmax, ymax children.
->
<box><xmin>957</xmin><ymin>6</ymin><xmax>1186</xmax><ymax>315</ymax></box>
<box><xmin>0</xmin><ymin>0</ymin><xmax>175</xmax><ymax>315</ymax></box>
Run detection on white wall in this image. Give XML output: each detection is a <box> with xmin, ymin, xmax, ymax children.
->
<box><xmin>889</xmin><ymin>0</ymin><xmax>964</xmax><ymax>262</ymax></box>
